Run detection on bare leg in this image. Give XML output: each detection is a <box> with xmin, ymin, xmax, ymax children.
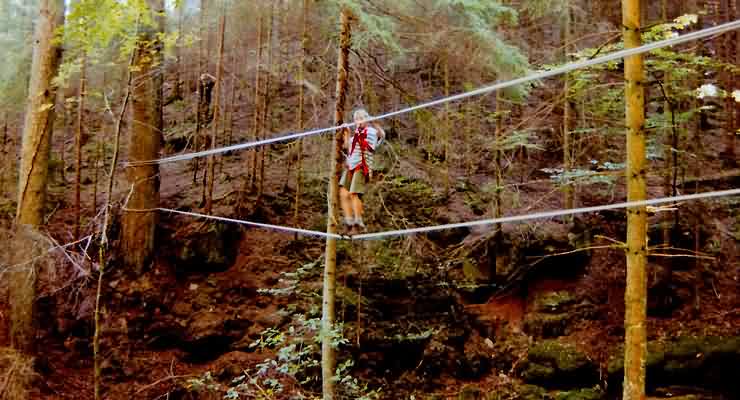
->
<box><xmin>340</xmin><ymin>187</ymin><xmax>354</xmax><ymax>223</ymax></box>
<box><xmin>351</xmin><ymin>194</ymin><xmax>364</xmax><ymax>225</ymax></box>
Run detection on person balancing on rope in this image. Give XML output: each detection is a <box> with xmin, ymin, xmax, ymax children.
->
<box><xmin>340</xmin><ymin>108</ymin><xmax>385</xmax><ymax>233</ymax></box>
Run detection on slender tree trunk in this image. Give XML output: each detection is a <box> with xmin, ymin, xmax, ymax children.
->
<box><xmin>661</xmin><ymin>1</ymin><xmax>674</xmax><ymax>248</ymax></box>
<box><xmin>225</xmin><ymin>50</ymin><xmax>237</xmax><ymax>148</ymax></box>
<box><xmin>92</xmin><ymin>139</ymin><xmax>102</xmax><ymax>212</ymax></box>
<box><xmin>12</xmin><ymin>0</ymin><xmax>65</xmax><ymax>355</ymax></box>
<box><xmin>622</xmin><ymin>0</ymin><xmax>648</xmax><ymax>399</ymax></box>
<box><xmin>74</xmin><ymin>56</ymin><xmax>86</xmax><ymax>239</ymax></box>
<box><xmin>294</xmin><ymin>0</ymin><xmax>308</xmax><ymax>225</ymax></box>
<box><xmin>720</xmin><ymin>0</ymin><xmax>736</xmax><ymax>167</ymax></box>
<box><xmin>563</xmin><ymin>2</ymin><xmax>575</xmax><ymax>213</ymax></box>
<box><xmin>735</xmin><ymin>0</ymin><xmax>739</xmax><ymax>163</ymax></box>
<box><xmin>2</xmin><ymin>111</ymin><xmax>7</xmax><ymax>151</ymax></box>
<box><xmin>249</xmin><ymin>15</ymin><xmax>264</xmax><ymax>190</ymax></box>
<box><xmin>121</xmin><ymin>0</ymin><xmax>164</xmax><ymax>273</ymax></box>
<box><xmin>59</xmin><ymin>104</ymin><xmax>67</xmax><ymax>185</ymax></box>
<box><xmin>193</xmin><ymin>0</ymin><xmax>207</xmax><ymax>183</ymax></box>
<box><xmin>443</xmin><ymin>56</ymin><xmax>451</xmax><ymax>195</ymax></box>
<box><xmin>322</xmin><ymin>9</ymin><xmax>351</xmax><ymax>400</ymax></box>
<box><xmin>205</xmin><ymin>5</ymin><xmax>226</xmax><ymax>215</ymax></box>
<box><xmin>493</xmin><ymin>92</ymin><xmax>504</xmax><ymax>280</ymax></box>
<box><xmin>174</xmin><ymin>2</ymin><xmax>184</xmax><ymax>102</ymax></box>
<box><xmin>257</xmin><ymin>7</ymin><xmax>275</xmax><ymax>201</ymax></box>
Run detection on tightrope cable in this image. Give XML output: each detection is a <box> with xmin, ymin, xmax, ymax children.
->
<box><xmin>125</xmin><ymin>19</ymin><xmax>740</xmax><ymax>166</ymax></box>
<box><xmin>148</xmin><ymin>189</ymin><xmax>739</xmax><ymax>241</ymax></box>
<box><xmin>351</xmin><ymin>189</ymin><xmax>740</xmax><ymax>240</ymax></box>
<box><xmin>156</xmin><ymin>208</ymin><xmax>345</xmax><ymax>239</ymax></box>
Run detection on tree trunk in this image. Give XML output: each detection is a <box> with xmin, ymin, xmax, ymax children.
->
<box><xmin>74</xmin><ymin>56</ymin><xmax>86</xmax><ymax>239</ymax></box>
<box><xmin>257</xmin><ymin>6</ymin><xmax>275</xmax><ymax>201</ymax></box>
<box><xmin>622</xmin><ymin>0</ymin><xmax>648</xmax><ymax>399</ymax></box>
<box><xmin>735</xmin><ymin>0</ymin><xmax>739</xmax><ymax>162</ymax></box>
<box><xmin>59</xmin><ymin>104</ymin><xmax>67</xmax><ymax>185</ymax></box>
<box><xmin>193</xmin><ymin>0</ymin><xmax>207</xmax><ymax>184</ymax></box>
<box><xmin>322</xmin><ymin>9</ymin><xmax>351</xmax><ymax>400</ymax></box>
<box><xmin>225</xmin><ymin>50</ymin><xmax>237</xmax><ymax>148</ymax></box>
<box><xmin>12</xmin><ymin>0</ymin><xmax>65</xmax><ymax>355</ymax></box>
<box><xmin>294</xmin><ymin>0</ymin><xmax>309</xmax><ymax>225</ymax></box>
<box><xmin>493</xmin><ymin>91</ymin><xmax>504</xmax><ymax>281</ymax></box>
<box><xmin>249</xmin><ymin>15</ymin><xmax>264</xmax><ymax>190</ymax></box>
<box><xmin>121</xmin><ymin>0</ymin><xmax>163</xmax><ymax>273</ymax></box>
<box><xmin>563</xmin><ymin>2</ymin><xmax>575</xmax><ymax>213</ymax></box>
<box><xmin>661</xmin><ymin>1</ymin><xmax>675</xmax><ymax>249</ymax></box>
<box><xmin>443</xmin><ymin>56</ymin><xmax>451</xmax><ymax>195</ymax></box>
<box><xmin>205</xmin><ymin>6</ymin><xmax>226</xmax><ymax>215</ymax></box>
<box><xmin>720</xmin><ymin>0</ymin><xmax>736</xmax><ymax>167</ymax></box>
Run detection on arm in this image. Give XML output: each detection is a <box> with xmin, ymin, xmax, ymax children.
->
<box><xmin>373</xmin><ymin>122</ymin><xmax>386</xmax><ymax>144</ymax></box>
<box><xmin>342</xmin><ymin>127</ymin><xmax>351</xmax><ymax>153</ymax></box>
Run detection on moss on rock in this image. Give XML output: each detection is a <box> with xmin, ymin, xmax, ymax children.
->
<box><xmin>518</xmin><ymin>340</ymin><xmax>598</xmax><ymax>389</ymax></box>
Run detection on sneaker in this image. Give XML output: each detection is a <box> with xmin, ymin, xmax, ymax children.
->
<box><xmin>354</xmin><ymin>218</ymin><xmax>367</xmax><ymax>232</ymax></box>
<box><xmin>342</xmin><ymin>217</ymin><xmax>355</xmax><ymax>235</ymax></box>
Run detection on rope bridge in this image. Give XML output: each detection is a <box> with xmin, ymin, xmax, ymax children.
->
<box><xmin>123</xmin><ymin>20</ymin><xmax>740</xmax><ymax>239</ymax></box>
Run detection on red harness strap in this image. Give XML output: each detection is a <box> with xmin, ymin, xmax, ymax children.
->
<box><xmin>350</xmin><ymin>126</ymin><xmax>374</xmax><ymax>177</ymax></box>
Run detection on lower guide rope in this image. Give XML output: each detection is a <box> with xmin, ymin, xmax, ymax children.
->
<box><xmin>147</xmin><ymin>188</ymin><xmax>740</xmax><ymax>241</ymax></box>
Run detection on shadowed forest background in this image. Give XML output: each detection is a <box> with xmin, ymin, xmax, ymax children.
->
<box><xmin>0</xmin><ymin>0</ymin><xmax>738</xmax><ymax>399</ymax></box>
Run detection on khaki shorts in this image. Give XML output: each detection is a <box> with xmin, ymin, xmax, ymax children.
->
<box><xmin>340</xmin><ymin>169</ymin><xmax>367</xmax><ymax>194</ymax></box>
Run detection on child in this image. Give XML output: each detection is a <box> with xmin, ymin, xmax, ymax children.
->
<box><xmin>340</xmin><ymin>109</ymin><xmax>385</xmax><ymax>232</ymax></box>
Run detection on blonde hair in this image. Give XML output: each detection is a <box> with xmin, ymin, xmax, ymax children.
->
<box><xmin>353</xmin><ymin>108</ymin><xmax>370</xmax><ymax>122</ymax></box>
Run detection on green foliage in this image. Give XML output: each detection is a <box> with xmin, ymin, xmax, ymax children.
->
<box><xmin>321</xmin><ymin>0</ymin><xmax>530</xmax><ymax>97</ymax></box>
<box><xmin>57</xmin><ymin>0</ymin><xmax>185</xmax><ymax>87</ymax></box>
<box><xmin>226</xmin><ymin>316</ymin><xmax>379</xmax><ymax>399</ymax></box>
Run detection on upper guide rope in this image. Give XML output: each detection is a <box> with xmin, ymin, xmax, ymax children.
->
<box><xmin>124</xmin><ymin>19</ymin><xmax>740</xmax><ymax>167</ymax></box>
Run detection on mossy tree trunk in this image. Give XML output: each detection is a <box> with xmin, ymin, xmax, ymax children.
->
<box><xmin>622</xmin><ymin>0</ymin><xmax>648</xmax><ymax>399</ymax></box>
<box><xmin>322</xmin><ymin>9</ymin><xmax>351</xmax><ymax>400</ymax></box>
<box><xmin>12</xmin><ymin>0</ymin><xmax>65</xmax><ymax>355</ymax></box>
<box><xmin>121</xmin><ymin>0</ymin><xmax>164</xmax><ymax>273</ymax></box>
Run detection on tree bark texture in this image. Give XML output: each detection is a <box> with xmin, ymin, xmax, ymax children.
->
<box><xmin>16</xmin><ymin>0</ymin><xmax>64</xmax><ymax>227</ymax></box>
<box><xmin>12</xmin><ymin>0</ymin><xmax>65</xmax><ymax>356</ymax></box>
<box><xmin>622</xmin><ymin>0</ymin><xmax>649</xmax><ymax>399</ymax></box>
<box><xmin>322</xmin><ymin>9</ymin><xmax>351</xmax><ymax>400</ymax></box>
<box><xmin>121</xmin><ymin>0</ymin><xmax>164</xmax><ymax>273</ymax></box>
